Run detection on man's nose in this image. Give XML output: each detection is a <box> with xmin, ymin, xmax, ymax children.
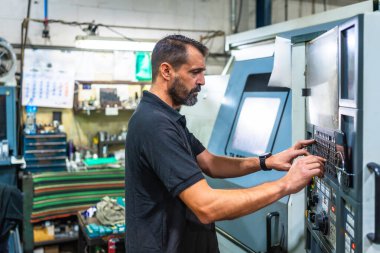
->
<box><xmin>198</xmin><ymin>73</ymin><xmax>205</xmax><ymax>86</ymax></box>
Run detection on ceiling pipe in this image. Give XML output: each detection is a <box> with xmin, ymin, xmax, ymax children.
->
<box><xmin>231</xmin><ymin>0</ymin><xmax>237</xmax><ymax>33</ymax></box>
<box><xmin>42</xmin><ymin>0</ymin><xmax>50</xmax><ymax>38</ymax></box>
<box><xmin>256</xmin><ymin>0</ymin><xmax>272</xmax><ymax>28</ymax></box>
<box><xmin>285</xmin><ymin>0</ymin><xmax>289</xmax><ymax>21</ymax></box>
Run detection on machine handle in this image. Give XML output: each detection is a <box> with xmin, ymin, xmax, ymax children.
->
<box><xmin>367</xmin><ymin>162</ymin><xmax>380</xmax><ymax>244</ymax></box>
<box><xmin>266</xmin><ymin>211</ymin><xmax>279</xmax><ymax>252</ymax></box>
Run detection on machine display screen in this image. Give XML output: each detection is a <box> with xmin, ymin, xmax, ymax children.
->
<box><xmin>0</xmin><ymin>95</ymin><xmax>6</xmax><ymax>140</ymax></box>
<box><xmin>227</xmin><ymin>92</ymin><xmax>288</xmax><ymax>157</ymax></box>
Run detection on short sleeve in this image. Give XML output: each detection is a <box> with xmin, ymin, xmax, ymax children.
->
<box><xmin>143</xmin><ymin>122</ymin><xmax>204</xmax><ymax>197</ymax></box>
<box><xmin>187</xmin><ymin>132</ymin><xmax>206</xmax><ymax>156</ymax></box>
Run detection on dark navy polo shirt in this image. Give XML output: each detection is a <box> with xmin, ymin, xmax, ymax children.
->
<box><xmin>125</xmin><ymin>91</ymin><xmax>219</xmax><ymax>253</ymax></box>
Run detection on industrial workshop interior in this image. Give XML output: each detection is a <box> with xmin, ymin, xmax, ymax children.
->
<box><xmin>1</xmin><ymin>0</ymin><xmax>380</xmax><ymax>252</ymax></box>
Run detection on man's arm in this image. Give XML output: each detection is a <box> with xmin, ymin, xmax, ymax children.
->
<box><xmin>197</xmin><ymin>139</ymin><xmax>314</xmax><ymax>178</ymax></box>
<box><xmin>180</xmin><ymin>154</ymin><xmax>325</xmax><ymax>224</ymax></box>
<box><xmin>196</xmin><ymin>150</ymin><xmax>260</xmax><ymax>178</ymax></box>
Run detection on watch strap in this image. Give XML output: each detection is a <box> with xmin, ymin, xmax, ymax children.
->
<box><xmin>259</xmin><ymin>153</ymin><xmax>272</xmax><ymax>171</ymax></box>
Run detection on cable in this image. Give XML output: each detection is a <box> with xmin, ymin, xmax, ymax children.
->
<box><xmin>42</xmin><ymin>0</ymin><xmax>50</xmax><ymax>38</ymax></box>
<box><xmin>26</xmin><ymin>18</ymin><xmax>225</xmax><ymax>47</ymax></box>
<box><xmin>102</xmin><ymin>26</ymin><xmax>134</xmax><ymax>41</ymax></box>
<box><xmin>200</xmin><ymin>31</ymin><xmax>225</xmax><ymax>45</ymax></box>
<box><xmin>233</xmin><ymin>0</ymin><xmax>243</xmax><ymax>33</ymax></box>
<box><xmin>28</xmin><ymin>18</ymin><xmax>221</xmax><ymax>34</ymax></box>
<box><xmin>299</xmin><ymin>0</ymin><xmax>303</xmax><ymax>18</ymax></box>
<box><xmin>18</xmin><ymin>0</ymin><xmax>32</xmax><ymax>156</ymax></box>
<box><xmin>280</xmin><ymin>224</ymin><xmax>285</xmax><ymax>248</ymax></box>
<box><xmin>285</xmin><ymin>0</ymin><xmax>289</xmax><ymax>21</ymax></box>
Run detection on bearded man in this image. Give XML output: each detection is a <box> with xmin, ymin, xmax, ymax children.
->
<box><xmin>125</xmin><ymin>34</ymin><xmax>325</xmax><ymax>253</ymax></box>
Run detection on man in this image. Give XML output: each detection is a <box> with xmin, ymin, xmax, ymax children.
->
<box><xmin>125</xmin><ymin>34</ymin><xmax>325</xmax><ymax>253</ymax></box>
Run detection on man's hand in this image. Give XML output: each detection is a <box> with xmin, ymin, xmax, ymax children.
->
<box><xmin>266</xmin><ymin>139</ymin><xmax>315</xmax><ymax>171</ymax></box>
<box><xmin>280</xmin><ymin>155</ymin><xmax>325</xmax><ymax>194</ymax></box>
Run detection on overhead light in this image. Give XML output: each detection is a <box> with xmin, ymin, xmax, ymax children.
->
<box><xmin>75</xmin><ymin>35</ymin><xmax>156</xmax><ymax>51</ymax></box>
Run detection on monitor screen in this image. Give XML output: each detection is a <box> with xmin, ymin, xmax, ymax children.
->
<box><xmin>227</xmin><ymin>92</ymin><xmax>288</xmax><ymax>157</ymax></box>
<box><xmin>0</xmin><ymin>95</ymin><xmax>7</xmax><ymax>140</ymax></box>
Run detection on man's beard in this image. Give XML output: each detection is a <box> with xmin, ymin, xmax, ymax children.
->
<box><xmin>168</xmin><ymin>76</ymin><xmax>201</xmax><ymax>106</ymax></box>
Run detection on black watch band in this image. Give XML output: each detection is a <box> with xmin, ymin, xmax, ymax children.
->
<box><xmin>259</xmin><ymin>152</ymin><xmax>272</xmax><ymax>171</ymax></box>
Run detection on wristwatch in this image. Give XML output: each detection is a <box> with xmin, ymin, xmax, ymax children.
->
<box><xmin>259</xmin><ymin>152</ymin><xmax>272</xmax><ymax>171</ymax></box>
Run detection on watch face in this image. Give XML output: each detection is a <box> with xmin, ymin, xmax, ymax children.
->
<box><xmin>260</xmin><ymin>152</ymin><xmax>271</xmax><ymax>158</ymax></box>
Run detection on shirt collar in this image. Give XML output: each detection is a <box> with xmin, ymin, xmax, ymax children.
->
<box><xmin>141</xmin><ymin>90</ymin><xmax>185</xmax><ymax>124</ymax></box>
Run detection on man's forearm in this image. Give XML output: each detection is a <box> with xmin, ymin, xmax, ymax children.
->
<box><xmin>181</xmin><ymin>179</ymin><xmax>289</xmax><ymax>224</ymax></box>
<box><xmin>203</xmin><ymin>155</ymin><xmax>262</xmax><ymax>178</ymax></box>
<box><xmin>197</xmin><ymin>150</ymin><xmax>265</xmax><ymax>178</ymax></box>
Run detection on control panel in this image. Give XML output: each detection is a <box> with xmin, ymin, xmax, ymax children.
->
<box><xmin>307</xmin><ymin>176</ymin><xmax>338</xmax><ymax>251</ymax></box>
<box><xmin>305</xmin><ymin>125</ymin><xmax>360</xmax><ymax>253</ymax></box>
<box><xmin>311</xmin><ymin>127</ymin><xmax>353</xmax><ymax>190</ymax></box>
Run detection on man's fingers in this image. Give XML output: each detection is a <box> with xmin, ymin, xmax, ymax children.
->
<box><xmin>294</xmin><ymin>139</ymin><xmax>315</xmax><ymax>149</ymax></box>
<box><xmin>304</xmin><ymin>155</ymin><xmax>326</xmax><ymax>164</ymax></box>
<box><xmin>305</xmin><ymin>161</ymin><xmax>325</xmax><ymax>170</ymax></box>
<box><xmin>307</xmin><ymin>167</ymin><xmax>324</xmax><ymax>178</ymax></box>
<box><xmin>304</xmin><ymin>160</ymin><xmax>325</xmax><ymax>178</ymax></box>
<box><xmin>291</xmin><ymin>149</ymin><xmax>309</xmax><ymax>157</ymax></box>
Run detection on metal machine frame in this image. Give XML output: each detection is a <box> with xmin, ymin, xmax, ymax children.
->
<box><xmin>0</xmin><ymin>86</ymin><xmax>17</xmax><ymax>163</ymax></box>
<box><xmin>206</xmin><ymin>1</ymin><xmax>378</xmax><ymax>252</ymax></box>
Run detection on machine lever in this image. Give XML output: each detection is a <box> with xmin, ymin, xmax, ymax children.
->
<box><xmin>367</xmin><ymin>162</ymin><xmax>380</xmax><ymax>244</ymax></box>
<box><xmin>266</xmin><ymin>212</ymin><xmax>284</xmax><ymax>253</ymax></box>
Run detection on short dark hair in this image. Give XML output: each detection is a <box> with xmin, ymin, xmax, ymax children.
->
<box><xmin>151</xmin><ymin>34</ymin><xmax>208</xmax><ymax>82</ymax></box>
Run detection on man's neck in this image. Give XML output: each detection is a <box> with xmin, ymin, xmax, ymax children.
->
<box><xmin>150</xmin><ymin>83</ymin><xmax>180</xmax><ymax>109</ymax></box>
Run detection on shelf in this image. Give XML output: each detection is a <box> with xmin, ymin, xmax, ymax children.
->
<box><xmin>24</xmin><ymin>133</ymin><xmax>66</xmax><ymax>139</ymax></box>
<box><xmin>34</xmin><ymin>235</ymin><xmax>78</xmax><ymax>247</ymax></box>
<box><xmin>25</xmin><ymin>149</ymin><xmax>66</xmax><ymax>154</ymax></box>
<box><xmin>23</xmin><ymin>133</ymin><xmax>68</xmax><ymax>173</ymax></box>
<box><xmin>74</xmin><ymin>107</ymin><xmax>136</xmax><ymax>113</ymax></box>
<box><xmin>26</xmin><ymin>156</ymin><xmax>67</xmax><ymax>161</ymax></box>
<box><xmin>74</xmin><ymin>80</ymin><xmax>148</xmax><ymax>114</ymax></box>
<box><xmin>99</xmin><ymin>140</ymin><xmax>125</xmax><ymax>145</ymax></box>
<box><xmin>27</xmin><ymin>142</ymin><xmax>66</xmax><ymax>146</ymax></box>
<box><xmin>76</xmin><ymin>80</ymin><xmax>151</xmax><ymax>85</ymax></box>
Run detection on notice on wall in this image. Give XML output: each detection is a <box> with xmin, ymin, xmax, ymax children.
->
<box><xmin>113</xmin><ymin>51</ymin><xmax>136</xmax><ymax>81</ymax></box>
<box><xmin>22</xmin><ymin>49</ymin><xmax>76</xmax><ymax>108</ymax></box>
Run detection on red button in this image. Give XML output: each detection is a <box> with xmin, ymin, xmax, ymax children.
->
<box><xmin>351</xmin><ymin>242</ymin><xmax>356</xmax><ymax>250</ymax></box>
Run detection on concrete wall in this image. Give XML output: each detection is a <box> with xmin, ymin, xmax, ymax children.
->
<box><xmin>0</xmin><ymin>0</ymin><xmax>230</xmax><ymax>74</ymax></box>
<box><xmin>0</xmin><ymin>0</ymin><xmax>364</xmax><ymax>71</ymax></box>
<box><xmin>1</xmin><ymin>0</ymin><xmax>363</xmax><ymax>47</ymax></box>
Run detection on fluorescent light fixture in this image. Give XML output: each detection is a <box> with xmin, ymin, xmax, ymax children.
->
<box><xmin>75</xmin><ymin>35</ymin><xmax>156</xmax><ymax>51</ymax></box>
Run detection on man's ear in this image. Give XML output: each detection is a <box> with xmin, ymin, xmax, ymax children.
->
<box><xmin>160</xmin><ymin>62</ymin><xmax>172</xmax><ymax>81</ymax></box>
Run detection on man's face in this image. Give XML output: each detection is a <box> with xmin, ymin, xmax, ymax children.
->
<box><xmin>168</xmin><ymin>45</ymin><xmax>206</xmax><ymax>107</ymax></box>
<box><xmin>169</xmin><ymin>75</ymin><xmax>201</xmax><ymax>106</ymax></box>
